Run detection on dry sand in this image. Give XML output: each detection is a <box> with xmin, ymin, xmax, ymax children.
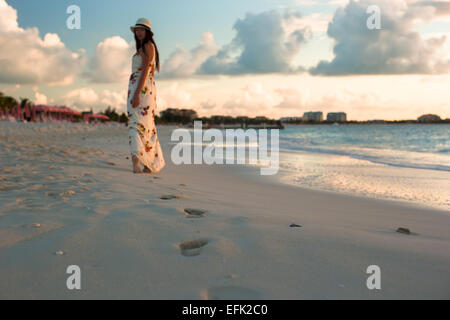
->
<box><xmin>0</xmin><ymin>121</ymin><xmax>449</xmax><ymax>299</ymax></box>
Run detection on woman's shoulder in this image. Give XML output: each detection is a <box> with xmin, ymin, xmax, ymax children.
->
<box><xmin>144</xmin><ymin>42</ymin><xmax>155</xmax><ymax>51</ymax></box>
<box><xmin>144</xmin><ymin>43</ymin><xmax>155</xmax><ymax>58</ymax></box>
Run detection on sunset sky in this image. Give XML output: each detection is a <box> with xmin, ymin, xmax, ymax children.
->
<box><xmin>1</xmin><ymin>0</ymin><xmax>450</xmax><ymax>120</ymax></box>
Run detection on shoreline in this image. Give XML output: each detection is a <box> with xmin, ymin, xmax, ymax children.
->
<box><xmin>0</xmin><ymin>122</ymin><xmax>449</xmax><ymax>299</ymax></box>
<box><xmin>157</xmin><ymin>123</ymin><xmax>449</xmax><ymax>211</ymax></box>
<box><xmin>272</xmin><ymin>150</ymin><xmax>450</xmax><ymax>212</ymax></box>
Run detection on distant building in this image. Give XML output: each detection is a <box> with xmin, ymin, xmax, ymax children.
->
<box><xmin>417</xmin><ymin>114</ymin><xmax>441</xmax><ymax>123</ymax></box>
<box><xmin>160</xmin><ymin>108</ymin><xmax>198</xmax><ymax>124</ymax></box>
<box><xmin>280</xmin><ymin>116</ymin><xmax>303</xmax><ymax>123</ymax></box>
<box><xmin>303</xmin><ymin>111</ymin><xmax>323</xmax><ymax>122</ymax></box>
<box><xmin>236</xmin><ymin>116</ymin><xmax>249</xmax><ymax>122</ymax></box>
<box><xmin>367</xmin><ymin>120</ymin><xmax>386</xmax><ymax>124</ymax></box>
<box><xmin>327</xmin><ymin>112</ymin><xmax>347</xmax><ymax>123</ymax></box>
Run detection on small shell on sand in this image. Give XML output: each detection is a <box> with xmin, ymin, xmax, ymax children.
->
<box><xmin>27</xmin><ymin>184</ymin><xmax>45</xmax><ymax>191</ymax></box>
<box><xmin>178</xmin><ymin>239</ymin><xmax>209</xmax><ymax>257</ymax></box>
<box><xmin>160</xmin><ymin>194</ymin><xmax>187</xmax><ymax>200</ymax></box>
<box><xmin>3</xmin><ymin>168</ymin><xmax>21</xmax><ymax>174</ymax></box>
<box><xmin>396</xmin><ymin>227</ymin><xmax>411</xmax><ymax>235</ymax></box>
<box><xmin>60</xmin><ymin>190</ymin><xmax>76</xmax><ymax>196</ymax></box>
<box><xmin>184</xmin><ymin>208</ymin><xmax>207</xmax><ymax>217</ymax></box>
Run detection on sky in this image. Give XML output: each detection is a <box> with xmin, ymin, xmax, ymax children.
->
<box><xmin>0</xmin><ymin>0</ymin><xmax>450</xmax><ymax>120</ymax></box>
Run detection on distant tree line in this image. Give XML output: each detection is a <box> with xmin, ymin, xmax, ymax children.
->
<box><xmin>0</xmin><ymin>92</ymin><xmax>32</xmax><ymax>111</ymax></box>
<box><xmin>158</xmin><ymin>108</ymin><xmax>198</xmax><ymax>124</ymax></box>
<box><xmin>100</xmin><ymin>106</ymin><xmax>128</xmax><ymax>123</ymax></box>
<box><xmin>157</xmin><ymin>108</ymin><xmax>282</xmax><ymax>126</ymax></box>
<box><xmin>5</xmin><ymin>92</ymin><xmax>446</xmax><ymax>126</ymax></box>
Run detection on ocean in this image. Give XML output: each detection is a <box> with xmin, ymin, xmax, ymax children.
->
<box><xmin>277</xmin><ymin>124</ymin><xmax>450</xmax><ymax>210</ymax></box>
<box><xmin>175</xmin><ymin>123</ymin><xmax>450</xmax><ymax>210</ymax></box>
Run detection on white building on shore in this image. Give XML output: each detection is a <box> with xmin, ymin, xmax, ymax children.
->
<box><xmin>303</xmin><ymin>111</ymin><xmax>323</xmax><ymax>122</ymax></box>
<box><xmin>327</xmin><ymin>112</ymin><xmax>347</xmax><ymax>123</ymax></box>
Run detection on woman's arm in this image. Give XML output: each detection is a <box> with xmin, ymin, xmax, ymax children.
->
<box><xmin>135</xmin><ymin>42</ymin><xmax>155</xmax><ymax>95</ymax></box>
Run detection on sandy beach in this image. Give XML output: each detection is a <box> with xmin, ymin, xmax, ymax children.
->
<box><xmin>0</xmin><ymin>121</ymin><xmax>449</xmax><ymax>299</ymax></box>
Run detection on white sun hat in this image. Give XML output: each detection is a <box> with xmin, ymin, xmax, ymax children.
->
<box><xmin>130</xmin><ymin>18</ymin><xmax>152</xmax><ymax>33</ymax></box>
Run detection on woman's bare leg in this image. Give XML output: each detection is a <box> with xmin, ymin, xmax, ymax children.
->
<box><xmin>132</xmin><ymin>155</ymin><xmax>143</xmax><ymax>173</ymax></box>
<box><xmin>143</xmin><ymin>166</ymin><xmax>152</xmax><ymax>174</ymax></box>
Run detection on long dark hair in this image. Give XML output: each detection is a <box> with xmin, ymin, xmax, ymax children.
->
<box><xmin>134</xmin><ymin>28</ymin><xmax>160</xmax><ymax>73</ymax></box>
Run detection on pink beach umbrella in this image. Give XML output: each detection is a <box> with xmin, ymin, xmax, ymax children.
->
<box><xmin>16</xmin><ymin>104</ymin><xmax>22</xmax><ymax>120</ymax></box>
<box><xmin>24</xmin><ymin>104</ymin><xmax>31</xmax><ymax>118</ymax></box>
<box><xmin>32</xmin><ymin>105</ymin><xmax>36</xmax><ymax>121</ymax></box>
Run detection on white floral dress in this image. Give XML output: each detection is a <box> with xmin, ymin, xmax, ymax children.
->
<box><xmin>127</xmin><ymin>50</ymin><xmax>166</xmax><ymax>173</ymax></box>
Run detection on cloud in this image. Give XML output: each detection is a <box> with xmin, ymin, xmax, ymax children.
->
<box><xmin>161</xmin><ymin>9</ymin><xmax>309</xmax><ymax>78</ymax></box>
<box><xmin>273</xmin><ymin>87</ymin><xmax>309</xmax><ymax>110</ymax></box>
<box><xmin>219</xmin><ymin>82</ymin><xmax>284</xmax><ymax>117</ymax></box>
<box><xmin>159</xmin><ymin>32</ymin><xmax>218</xmax><ymax>79</ymax></box>
<box><xmin>417</xmin><ymin>1</ymin><xmax>450</xmax><ymax>17</ymax></box>
<box><xmin>32</xmin><ymin>86</ymin><xmax>48</xmax><ymax>105</ymax></box>
<box><xmin>0</xmin><ymin>0</ymin><xmax>86</xmax><ymax>85</ymax></box>
<box><xmin>83</xmin><ymin>36</ymin><xmax>135</xmax><ymax>83</ymax></box>
<box><xmin>61</xmin><ymin>87</ymin><xmax>126</xmax><ymax>113</ymax></box>
<box><xmin>0</xmin><ymin>84</ymin><xmax>20</xmax><ymax>93</ymax></box>
<box><xmin>199</xmin><ymin>9</ymin><xmax>309</xmax><ymax>75</ymax></box>
<box><xmin>310</xmin><ymin>0</ymin><xmax>450</xmax><ymax>75</ymax></box>
<box><xmin>156</xmin><ymin>82</ymin><xmax>194</xmax><ymax>109</ymax></box>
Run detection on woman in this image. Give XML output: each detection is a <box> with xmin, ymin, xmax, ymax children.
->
<box><xmin>127</xmin><ymin>18</ymin><xmax>166</xmax><ymax>174</ymax></box>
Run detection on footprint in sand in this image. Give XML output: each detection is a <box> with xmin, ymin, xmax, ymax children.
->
<box><xmin>2</xmin><ymin>168</ymin><xmax>21</xmax><ymax>174</ymax></box>
<box><xmin>178</xmin><ymin>239</ymin><xmax>209</xmax><ymax>257</ymax></box>
<box><xmin>396</xmin><ymin>227</ymin><xmax>418</xmax><ymax>235</ymax></box>
<box><xmin>60</xmin><ymin>190</ymin><xmax>76</xmax><ymax>196</ymax></box>
<box><xmin>160</xmin><ymin>194</ymin><xmax>187</xmax><ymax>200</ymax></box>
<box><xmin>184</xmin><ymin>208</ymin><xmax>207</xmax><ymax>218</ymax></box>
<box><xmin>27</xmin><ymin>184</ymin><xmax>45</xmax><ymax>191</ymax></box>
<box><xmin>202</xmin><ymin>286</ymin><xmax>262</xmax><ymax>300</ymax></box>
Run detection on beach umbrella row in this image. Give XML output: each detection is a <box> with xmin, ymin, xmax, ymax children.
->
<box><xmin>1</xmin><ymin>104</ymin><xmax>109</xmax><ymax>122</ymax></box>
<box><xmin>34</xmin><ymin>105</ymin><xmax>82</xmax><ymax>116</ymax></box>
<box><xmin>83</xmin><ymin>113</ymin><xmax>110</xmax><ymax>121</ymax></box>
